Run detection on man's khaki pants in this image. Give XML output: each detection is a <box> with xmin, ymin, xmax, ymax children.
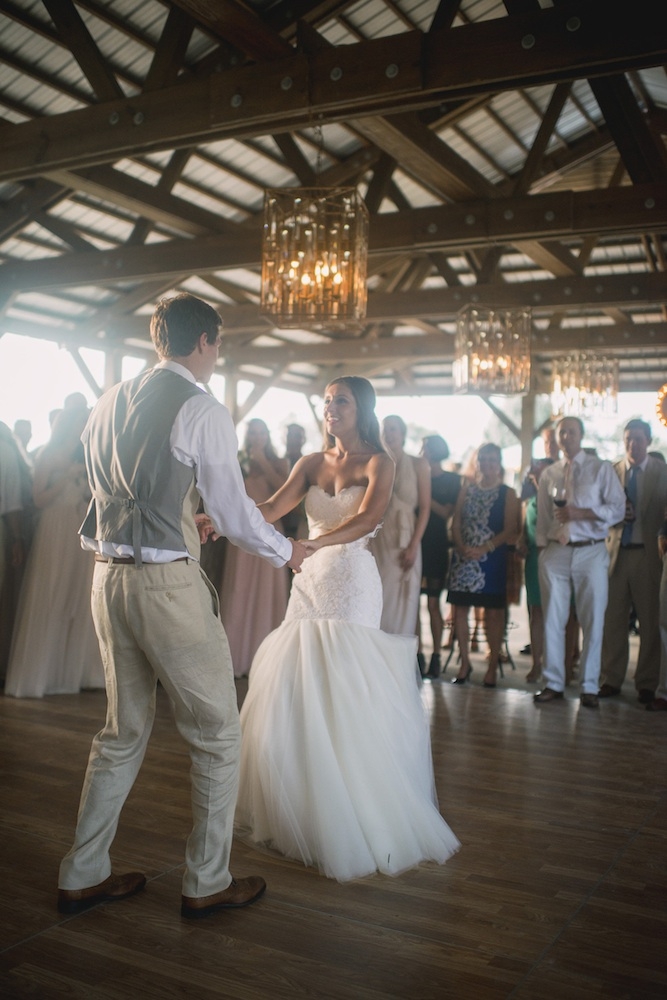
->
<box><xmin>59</xmin><ymin>559</ymin><xmax>240</xmax><ymax>898</ymax></box>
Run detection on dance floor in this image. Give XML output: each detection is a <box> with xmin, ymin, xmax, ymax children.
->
<box><xmin>1</xmin><ymin>618</ymin><xmax>666</xmax><ymax>999</ymax></box>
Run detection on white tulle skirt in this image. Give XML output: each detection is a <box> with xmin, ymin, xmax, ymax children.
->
<box><xmin>236</xmin><ymin>618</ymin><xmax>460</xmax><ymax>882</ymax></box>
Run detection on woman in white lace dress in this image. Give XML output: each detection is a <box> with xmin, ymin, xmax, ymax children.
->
<box><xmin>235</xmin><ymin>377</ymin><xmax>460</xmax><ymax>882</ymax></box>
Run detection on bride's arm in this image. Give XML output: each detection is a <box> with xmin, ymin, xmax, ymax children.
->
<box><xmin>257</xmin><ymin>454</ymin><xmax>316</xmax><ymax>525</ymax></box>
<box><xmin>306</xmin><ymin>452</ymin><xmax>395</xmax><ymax>551</ymax></box>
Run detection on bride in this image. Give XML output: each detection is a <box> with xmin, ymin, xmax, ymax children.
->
<box><xmin>234</xmin><ymin>376</ymin><xmax>460</xmax><ymax>882</ymax></box>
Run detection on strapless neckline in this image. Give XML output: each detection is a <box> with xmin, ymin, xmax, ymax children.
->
<box><xmin>310</xmin><ymin>484</ymin><xmax>365</xmax><ymax>500</ymax></box>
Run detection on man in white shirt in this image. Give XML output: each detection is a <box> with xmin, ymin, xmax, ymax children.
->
<box><xmin>534</xmin><ymin>417</ymin><xmax>626</xmax><ymax>708</ymax></box>
<box><xmin>58</xmin><ymin>293</ymin><xmax>307</xmax><ymax>919</ymax></box>
<box><xmin>599</xmin><ymin>420</ymin><xmax>667</xmax><ymax>704</ymax></box>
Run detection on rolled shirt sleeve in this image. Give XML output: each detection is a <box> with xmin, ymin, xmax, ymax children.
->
<box><xmin>535</xmin><ymin>452</ymin><xmax>627</xmax><ymax>547</ymax></box>
<box><xmin>171</xmin><ymin>393</ymin><xmax>292</xmax><ymax>568</ymax></box>
<box><xmin>591</xmin><ymin>459</ymin><xmax>627</xmax><ymax>530</ymax></box>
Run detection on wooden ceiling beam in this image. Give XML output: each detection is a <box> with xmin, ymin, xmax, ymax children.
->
<box><xmin>168</xmin><ymin>0</ymin><xmax>292</xmax><ymax>60</ymax></box>
<box><xmin>1</xmin><ymin>1</ymin><xmax>664</xmax><ymax>182</ymax></box>
<box><xmin>2</xmin><ymin>183</ymin><xmax>663</xmax><ymax>291</ymax></box>
<box><xmin>45</xmin><ymin>164</ymin><xmax>237</xmax><ymax>237</ymax></box>
<box><xmin>7</xmin><ymin>317</ymin><xmax>666</xmax><ymax>367</ymax></box>
<box><xmin>590</xmin><ymin>74</ymin><xmax>667</xmax><ymax>185</ymax></box>
<box><xmin>41</xmin><ymin>0</ymin><xmax>125</xmax><ymax>102</ymax></box>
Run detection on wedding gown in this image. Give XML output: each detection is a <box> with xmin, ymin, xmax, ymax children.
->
<box><xmin>236</xmin><ymin>485</ymin><xmax>460</xmax><ymax>882</ymax></box>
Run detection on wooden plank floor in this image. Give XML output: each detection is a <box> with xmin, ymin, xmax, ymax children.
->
<box><xmin>1</xmin><ymin>624</ymin><xmax>666</xmax><ymax>999</ymax></box>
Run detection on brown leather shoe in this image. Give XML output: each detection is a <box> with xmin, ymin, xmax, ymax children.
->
<box><xmin>57</xmin><ymin>871</ymin><xmax>146</xmax><ymax>914</ymax></box>
<box><xmin>533</xmin><ymin>687</ymin><xmax>564</xmax><ymax>703</ymax></box>
<box><xmin>646</xmin><ymin>697</ymin><xmax>667</xmax><ymax>712</ymax></box>
<box><xmin>181</xmin><ymin>876</ymin><xmax>266</xmax><ymax>919</ymax></box>
<box><xmin>598</xmin><ymin>684</ymin><xmax>621</xmax><ymax>698</ymax></box>
<box><xmin>580</xmin><ymin>693</ymin><xmax>600</xmax><ymax>709</ymax></box>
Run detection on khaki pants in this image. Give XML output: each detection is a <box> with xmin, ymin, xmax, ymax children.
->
<box><xmin>600</xmin><ymin>547</ymin><xmax>661</xmax><ymax>692</ymax></box>
<box><xmin>539</xmin><ymin>541</ymin><xmax>609</xmax><ymax>695</ymax></box>
<box><xmin>59</xmin><ymin>559</ymin><xmax>240</xmax><ymax>898</ymax></box>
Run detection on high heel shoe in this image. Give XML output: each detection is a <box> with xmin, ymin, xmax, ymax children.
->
<box><xmin>452</xmin><ymin>666</ymin><xmax>472</xmax><ymax>685</ymax></box>
<box><xmin>470</xmin><ymin>628</ymin><xmax>479</xmax><ymax>653</ymax></box>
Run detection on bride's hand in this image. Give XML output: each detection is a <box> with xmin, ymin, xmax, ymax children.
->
<box><xmin>195</xmin><ymin>513</ymin><xmax>220</xmax><ymax>544</ymax></box>
<box><xmin>302</xmin><ymin>538</ymin><xmax>321</xmax><ymax>554</ymax></box>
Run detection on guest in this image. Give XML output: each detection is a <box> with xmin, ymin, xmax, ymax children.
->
<box><xmin>418</xmin><ymin>435</ymin><xmax>460</xmax><ymax>678</ymax></box>
<box><xmin>542</xmin><ymin>426</ymin><xmax>560</xmax><ymax>461</ymax></box>
<box><xmin>281</xmin><ymin>423</ymin><xmax>308</xmax><ymax>542</ymax></box>
<box><xmin>13</xmin><ymin>420</ymin><xmax>33</xmax><ymax>468</ymax></box>
<box><xmin>372</xmin><ymin>415</ymin><xmax>430</xmax><ymax>639</ymax></box>
<box><xmin>517</xmin><ymin>459</ymin><xmax>554</xmax><ymax>682</ymax></box>
<box><xmin>599</xmin><ymin>419</ymin><xmax>667</xmax><ymax>704</ymax></box>
<box><xmin>649</xmin><ymin>522</ymin><xmax>667</xmax><ymax>711</ymax></box>
<box><xmin>534</xmin><ymin>417</ymin><xmax>626</xmax><ymax>709</ymax></box>
<box><xmin>5</xmin><ymin>408</ymin><xmax>104</xmax><ymax>697</ymax></box>
<box><xmin>219</xmin><ymin>418</ymin><xmax>289</xmax><ymax>677</ymax></box>
<box><xmin>448</xmin><ymin>443</ymin><xmax>519</xmax><ymax>688</ymax></box>
<box><xmin>0</xmin><ymin>423</ymin><xmax>25</xmax><ymax>675</ymax></box>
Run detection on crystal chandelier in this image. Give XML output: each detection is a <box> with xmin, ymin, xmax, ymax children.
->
<box><xmin>550</xmin><ymin>352</ymin><xmax>619</xmax><ymax>417</ymax></box>
<box><xmin>453</xmin><ymin>306</ymin><xmax>532</xmax><ymax>395</ymax></box>
<box><xmin>260</xmin><ymin>187</ymin><xmax>369</xmax><ymax>331</ymax></box>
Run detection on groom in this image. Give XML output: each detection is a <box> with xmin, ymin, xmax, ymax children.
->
<box><xmin>58</xmin><ymin>292</ymin><xmax>306</xmax><ymax>919</ymax></box>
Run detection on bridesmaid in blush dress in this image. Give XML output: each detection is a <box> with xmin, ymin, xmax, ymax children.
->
<box><xmin>219</xmin><ymin>418</ymin><xmax>289</xmax><ymax>678</ymax></box>
<box><xmin>5</xmin><ymin>407</ymin><xmax>103</xmax><ymax>698</ymax></box>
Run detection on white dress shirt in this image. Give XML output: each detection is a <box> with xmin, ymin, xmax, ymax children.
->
<box><xmin>536</xmin><ymin>449</ymin><xmax>626</xmax><ymax>547</ymax></box>
<box><xmin>82</xmin><ymin>361</ymin><xmax>292</xmax><ymax>567</ymax></box>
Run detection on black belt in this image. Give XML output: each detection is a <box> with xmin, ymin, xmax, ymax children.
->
<box><xmin>566</xmin><ymin>539</ymin><xmax>605</xmax><ymax>548</ymax></box>
<box><xmin>621</xmin><ymin>543</ymin><xmax>644</xmax><ymax>550</ymax></box>
<box><xmin>95</xmin><ymin>555</ymin><xmax>189</xmax><ymax>565</ymax></box>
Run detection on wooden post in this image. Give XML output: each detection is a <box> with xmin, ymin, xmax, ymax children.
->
<box><xmin>520</xmin><ymin>392</ymin><xmax>536</xmax><ymax>475</ymax></box>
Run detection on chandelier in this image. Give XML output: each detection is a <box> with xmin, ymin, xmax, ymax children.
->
<box><xmin>453</xmin><ymin>306</ymin><xmax>532</xmax><ymax>395</ymax></box>
<box><xmin>260</xmin><ymin>187</ymin><xmax>369</xmax><ymax>331</ymax></box>
<box><xmin>550</xmin><ymin>352</ymin><xmax>619</xmax><ymax>417</ymax></box>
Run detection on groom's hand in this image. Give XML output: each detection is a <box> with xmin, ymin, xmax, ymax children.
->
<box><xmin>286</xmin><ymin>538</ymin><xmax>307</xmax><ymax>573</ymax></box>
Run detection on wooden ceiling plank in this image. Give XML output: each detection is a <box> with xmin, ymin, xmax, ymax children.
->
<box><xmin>42</xmin><ymin>0</ymin><xmax>125</xmax><ymax>103</ymax></box>
<box><xmin>1</xmin><ymin>2</ymin><xmax>665</xmax><ymax>182</ymax></box>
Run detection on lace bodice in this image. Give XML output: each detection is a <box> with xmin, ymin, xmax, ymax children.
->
<box><xmin>284</xmin><ymin>485</ymin><xmax>383</xmax><ymax>628</ymax></box>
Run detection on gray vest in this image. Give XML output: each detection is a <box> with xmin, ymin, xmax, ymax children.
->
<box><xmin>80</xmin><ymin>368</ymin><xmax>203</xmax><ymax>566</ymax></box>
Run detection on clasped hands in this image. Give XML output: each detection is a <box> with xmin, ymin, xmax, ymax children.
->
<box><xmin>194</xmin><ymin>513</ymin><xmax>318</xmax><ymax>574</ymax></box>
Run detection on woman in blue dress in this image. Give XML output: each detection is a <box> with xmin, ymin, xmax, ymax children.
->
<box><xmin>448</xmin><ymin>443</ymin><xmax>519</xmax><ymax>688</ymax></box>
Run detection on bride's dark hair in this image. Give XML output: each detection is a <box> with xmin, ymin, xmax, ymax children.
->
<box><xmin>323</xmin><ymin>376</ymin><xmax>384</xmax><ymax>453</ymax></box>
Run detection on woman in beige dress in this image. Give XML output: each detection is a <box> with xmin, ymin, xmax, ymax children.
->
<box><xmin>219</xmin><ymin>418</ymin><xmax>289</xmax><ymax>677</ymax></box>
<box><xmin>371</xmin><ymin>415</ymin><xmax>430</xmax><ymax>638</ymax></box>
<box><xmin>5</xmin><ymin>407</ymin><xmax>103</xmax><ymax>697</ymax></box>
